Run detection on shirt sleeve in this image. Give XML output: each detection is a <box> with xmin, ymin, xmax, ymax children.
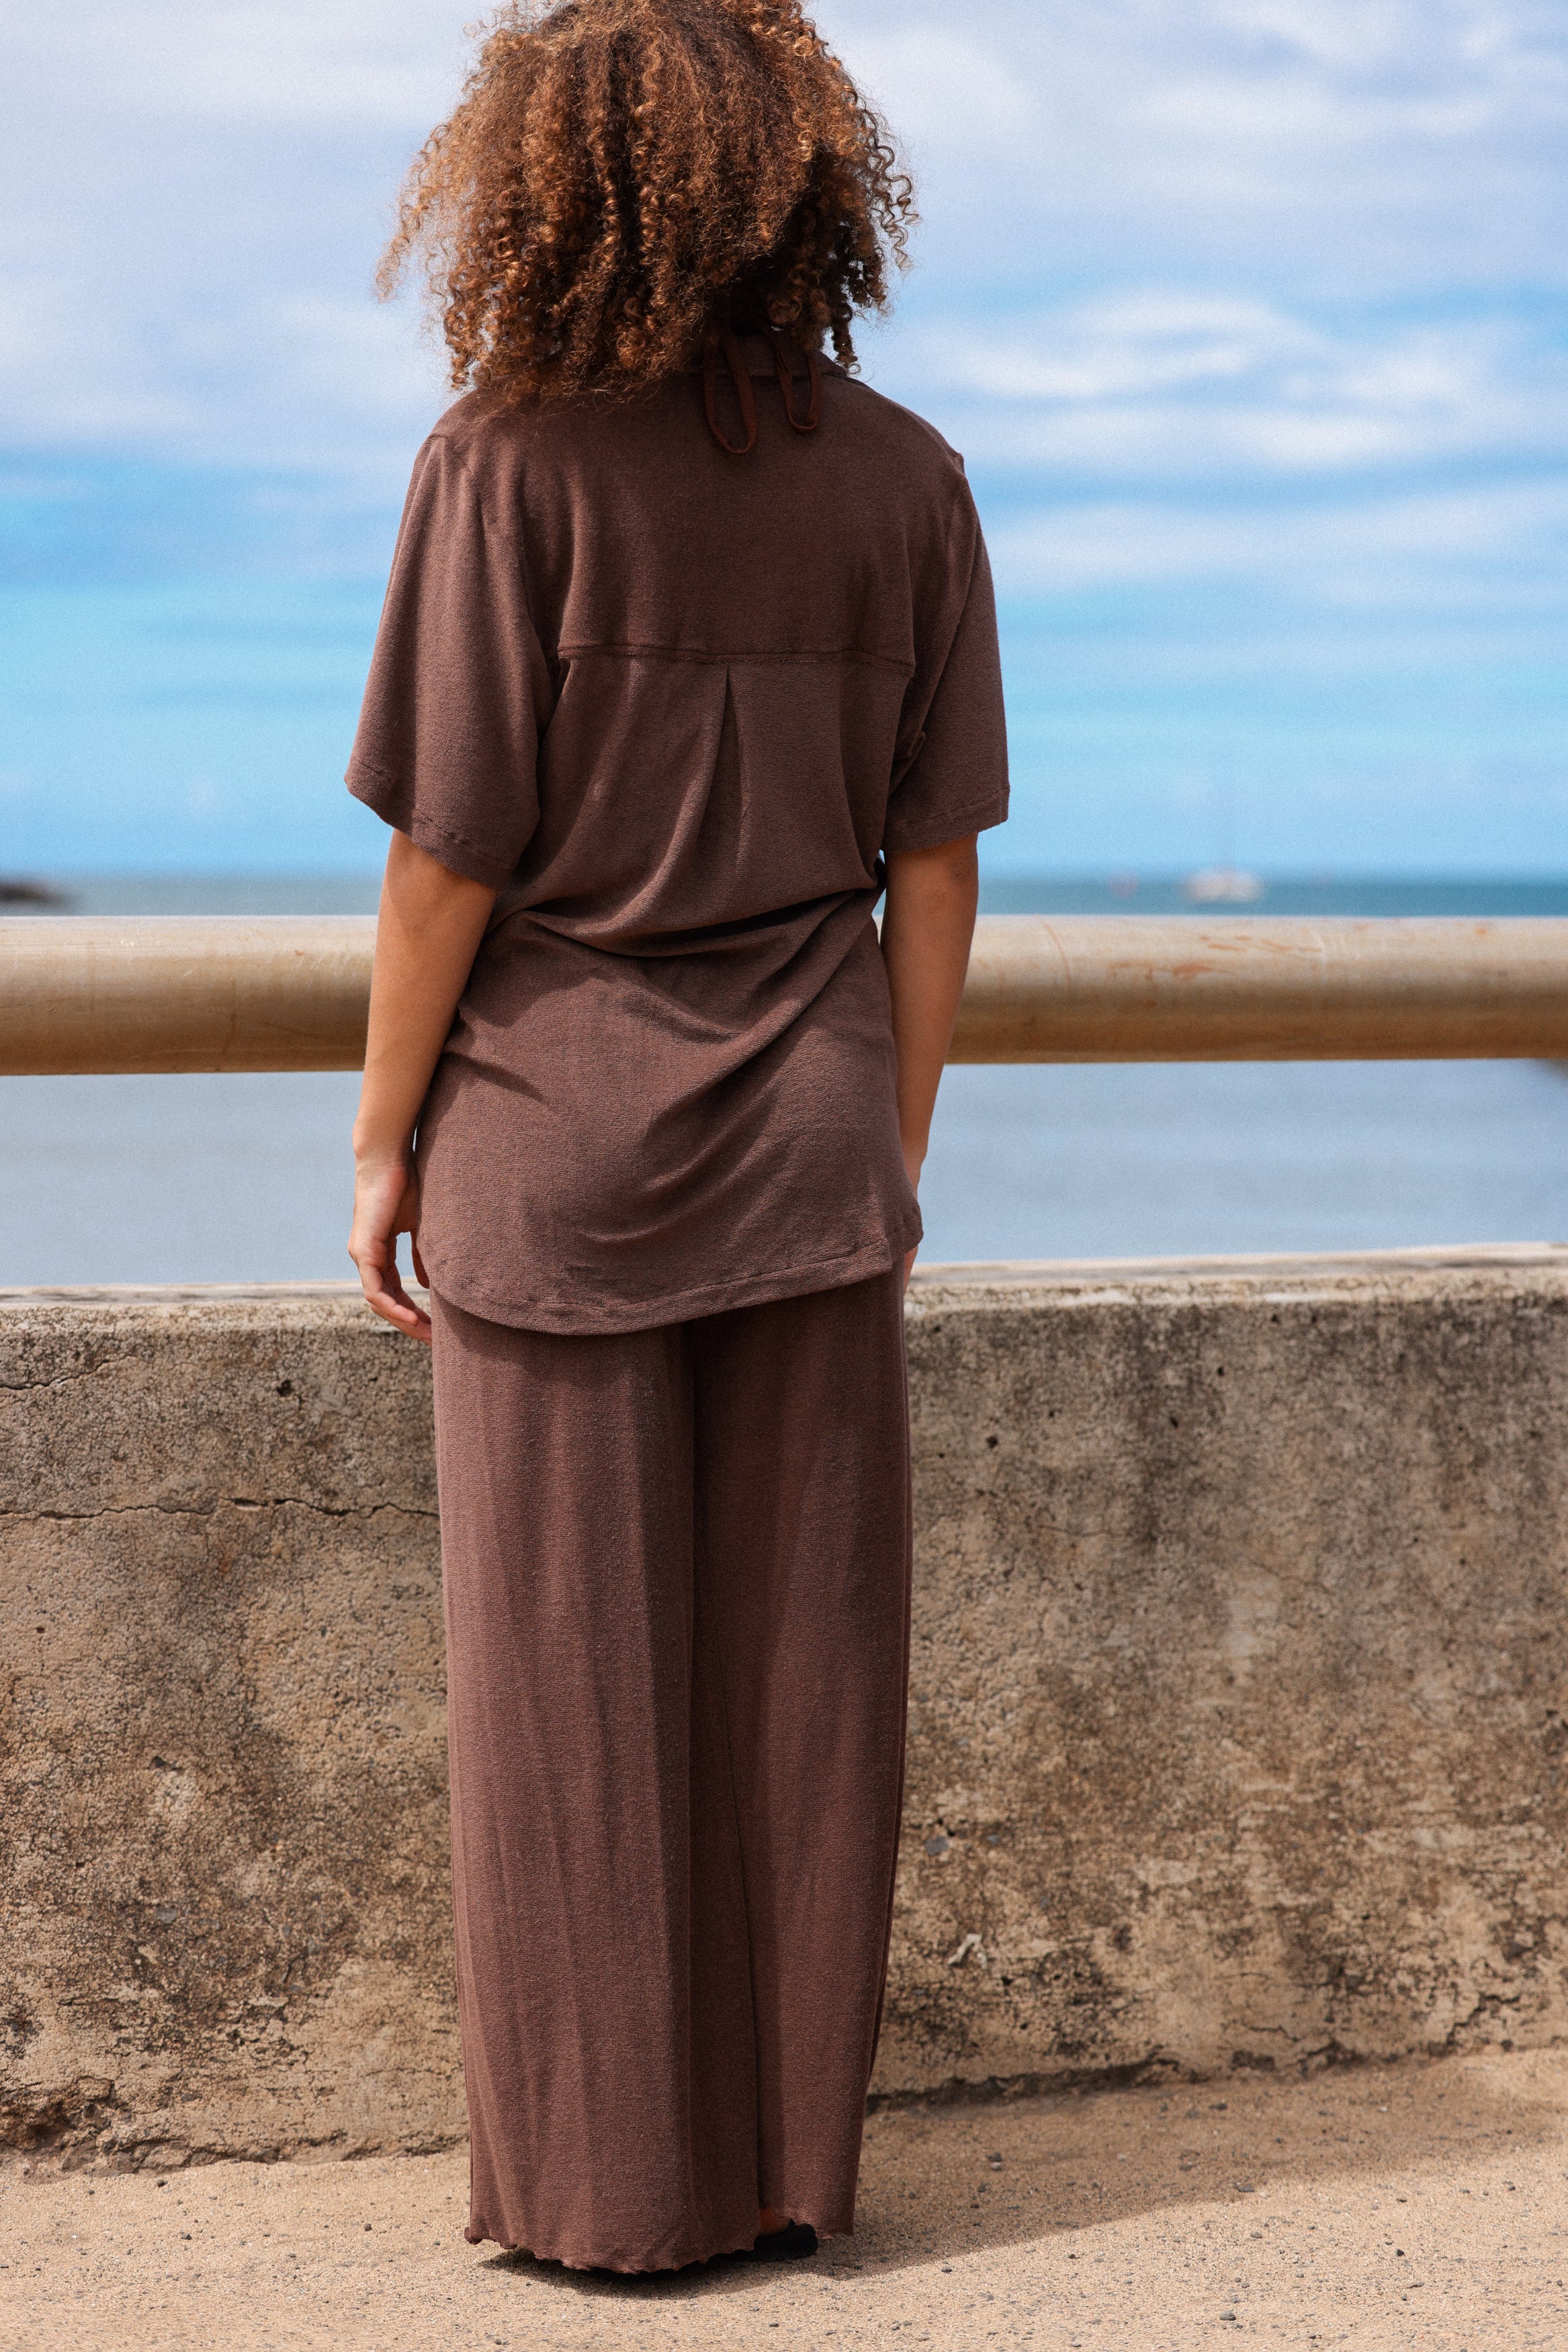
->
<box><xmin>881</xmin><ymin>501</ymin><xmax>1010</xmax><ymax>855</ymax></box>
<box><xmin>345</xmin><ymin>431</ymin><xmax>554</xmax><ymax>889</ymax></box>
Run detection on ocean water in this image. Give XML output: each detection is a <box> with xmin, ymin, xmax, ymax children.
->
<box><xmin>20</xmin><ymin>870</ymin><xmax>1568</xmax><ymax>920</ymax></box>
<box><xmin>3</xmin><ymin>873</ymin><xmax>1567</xmax><ymax>1288</ymax></box>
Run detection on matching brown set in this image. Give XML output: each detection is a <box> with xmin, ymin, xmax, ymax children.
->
<box><xmin>348</xmin><ymin>332</ymin><xmax>1008</xmax><ymax>2270</ymax></box>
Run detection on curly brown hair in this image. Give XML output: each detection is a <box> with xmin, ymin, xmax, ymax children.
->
<box><xmin>378</xmin><ymin>0</ymin><xmax>914</xmax><ymax>405</ymax></box>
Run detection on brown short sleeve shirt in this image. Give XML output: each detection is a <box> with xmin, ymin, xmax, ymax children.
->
<box><xmin>347</xmin><ymin>337</ymin><xmax>1008</xmax><ymax>1333</ymax></box>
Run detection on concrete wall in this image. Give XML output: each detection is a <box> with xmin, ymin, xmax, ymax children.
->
<box><xmin>5</xmin><ymin>1247</ymin><xmax>1568</xmax><ymax>2171</ymax></box>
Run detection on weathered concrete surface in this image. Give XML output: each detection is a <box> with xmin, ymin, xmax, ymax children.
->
<box><xmin>1</xmin><ymin>1286</ymin><xmax>453</xmax><ymax>2171</ymax></box>
<box><xmin>4</xmin><ymin>1246</ymin><xmax>1568</xmax><ymax>2172</ymax></box>
<box><xmin>891</xmin><ymin>1245</ymin><xmax>1568</xmax><ymax>2098</ymax></box>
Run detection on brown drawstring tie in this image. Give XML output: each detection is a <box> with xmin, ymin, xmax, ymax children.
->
<box><xmin>762</xmin><ymin>325</ymin><xmax>821</xmax><ymax>433</ymax></box>
<box><xmin>702</xmin><ymin>327</ymin><xmax>822</xmax><ymax>451</ymax></box>
<box><xmin>702</xmin><ymin>329</ymin><xmax>758</xmax><ymax>455</ymax></box>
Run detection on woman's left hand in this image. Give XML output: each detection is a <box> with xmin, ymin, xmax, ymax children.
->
<box><xmin>883</xmin><ymin>835</ymin><xmax>979</xmax><ymax>1307</ymax></box>
<box><xmin>901</xmin><ymin>1143</ymin><xmax>924</xmax><ymax>1294</ymax></box>
<box><xmin>349</xmin><ymin>1154</ymin><xmax>432</xmax><ymax>1344</ymax></box>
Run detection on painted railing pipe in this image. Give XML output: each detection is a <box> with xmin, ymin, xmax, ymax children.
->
<box><xmin>953</xmin><ymin>916</ymin><xmax>1568</xmax><ymax>1063</ymax></box>
<box><xmin>0</xmin><ymin>919</ymin><xmax>378</xmax><ymax>1076</ymax></box>
<box><xmin>3</xmin><ymin>915</ymin><xmax>1568</xmax><ymax>1075</ymax></box>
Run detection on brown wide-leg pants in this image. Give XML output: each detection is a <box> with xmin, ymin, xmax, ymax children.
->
<box><xmin>429</xmin><ymin>1267</ymin><xmax>912</xmax><ymax>2273</ymax></box>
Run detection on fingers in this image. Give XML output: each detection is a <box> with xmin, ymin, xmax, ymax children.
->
<box><xmin>349</xmin><ymin>1234</ymin><xmax>433</xmax><ymax>1345</ymax></box>
<box><xmin>365</xmin><ymin>1267</ymin><xmax>434</xmax><ymax>1345</ymax></box>
<box><xmin>348</xmin><ymin>1159</ymin><xmax>432</xmax><ymax>1344</ymax></box>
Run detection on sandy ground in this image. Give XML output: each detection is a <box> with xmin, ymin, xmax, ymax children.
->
<box><xmin>5</xmin><ymin>2048</ymin><xmax>1568</xmax><ymax>2351</ymax></box>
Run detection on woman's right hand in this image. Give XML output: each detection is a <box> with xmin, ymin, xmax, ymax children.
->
<box><xmin>349</xmin><ymin>1154</ymin><xmax>433</xmax><ymax>1344</ymax></box>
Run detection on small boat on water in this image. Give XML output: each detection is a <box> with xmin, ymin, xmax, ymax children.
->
<box><xmin>0</xmin><ymin>878</ymin><xmax>71</xmax><ymax>907</ymax></box>
<box><xmin>1181</xmin><ymin>866</ymin><xmax>1266</xmax><ymax>905</ymax></box>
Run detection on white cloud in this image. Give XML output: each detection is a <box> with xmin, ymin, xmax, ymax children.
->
<box><xmin>0</xmin><ymin>2</ymin><xmax>462</xmax><ymax>470</ymax></box>
<box><xmin>0</xmin><ymin>270</ymin><xmax>449</xmax><ymax>474</ymax></box>
<box><xmin>1205</xmin><ymin>0</ymin><xmax>1565</xmax><ymax>86</ymax></box>
<box><xmin>988</xmin><ymin>478</ymin><xmax>1568</xmax><ymax>608</ymax></box>
<box><xmin>0</xmin><ymin>272</ymin><xmax>203</xmax><ymax>445</ymax></box>
<box><xmin>1</xmin><ymin>0</ymin><xmax>1565</xmax><ymax>641</ymax></box>
<box><xmin>886</xmin><ymin>297</ymin><xmax>1568</xmax><ymax>482</ymax></box>
<box><xmin>6</xmin><ymin>2</ymin><xmax>458</xmax><ymax>127</ymax></box>
<box><xmin>821</xmin><ymin>0</ymin><xmax>1568</xmax><ymax>286</ymax></box>
<box><xmin>932</xmin><ymin>296</ymin><xmax>1315</xmax><ymax>404</ymax></box>
<box><xmin>834</xmin><ymin>28</ymin><xmax>1035</xmax><ymax>145</ymax></box>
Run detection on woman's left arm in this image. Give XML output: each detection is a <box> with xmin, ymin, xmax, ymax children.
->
<box><xmin>881</xmin><ymin>831</ymin><xmax>980</xmax><ymax>1288</ymax></box>
<box><xmin>349</xmin><ymin>831</ymin><xmax>497</xmax><ymax>1343</ymax></box>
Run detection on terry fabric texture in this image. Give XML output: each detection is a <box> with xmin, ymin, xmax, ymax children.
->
<box><xmin>347</xmin><ymin>335</ymin><xmax>1010</xmax><ymax>1335</ymax></box>
<box><xmin>431</xmin><ymin>1269</ymin><xmax>913</xmax><ymax>2273</ymax></box>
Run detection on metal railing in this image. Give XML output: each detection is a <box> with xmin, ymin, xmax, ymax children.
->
<box><xmin>3</xmin><ymin>914</ymin><xmax>1568</xmax><ymax>1074</ymax></box>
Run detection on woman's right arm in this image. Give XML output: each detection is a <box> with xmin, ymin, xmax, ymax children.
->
<box><xmin>348</xmin><ymin>830</ymin><xmax>497</xmax><ymax>1343</ymax></box>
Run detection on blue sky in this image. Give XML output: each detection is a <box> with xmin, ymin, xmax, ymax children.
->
<box><xmin>3</xmin><ymin>0</ymin><xmax>1567</xmax><ymax>875</ymax></box>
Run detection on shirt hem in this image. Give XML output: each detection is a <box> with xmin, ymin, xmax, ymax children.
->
<box><xmin>345</xmin><ymin>765</ymin><xmax>519</xmax><ymax>890</ymax></box>
<box><xmin>423</xmin><ymin>1215</ymin><xmax>922</xmax><ymax>1337</ymax></box>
